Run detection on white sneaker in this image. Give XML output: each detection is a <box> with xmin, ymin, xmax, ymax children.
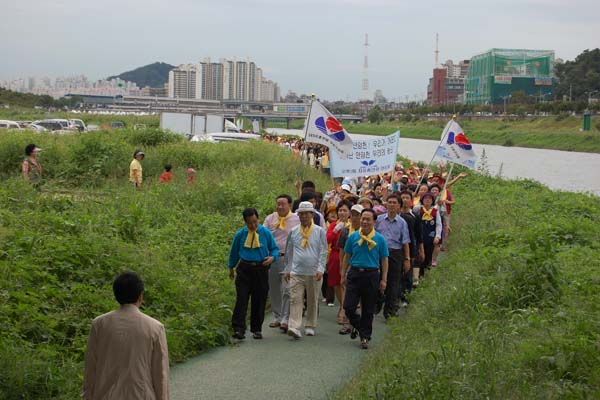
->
<box><xmin>305</xmin><ymin>328</ymin><xmax>315</xmax><ymax>336</ymax></box>
<box><xmin>287</xmin><ymin>327</ymin><xmax>302</xmax><ymax>339</ymax></box>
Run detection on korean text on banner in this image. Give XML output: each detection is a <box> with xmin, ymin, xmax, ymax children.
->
<box><xmin>304</xmin><ymin>101</ymin><xmax>354</xmax><ymax>158</ymax></box>
<box><xmin>329</xmin><ymin>131</ymin><xmax>400</xmax><ymax>177</ymax></box>
<box><xmin>435</xmin><ymin>120</ymin><xmax>478</xmax><ymax>169</ymax></box>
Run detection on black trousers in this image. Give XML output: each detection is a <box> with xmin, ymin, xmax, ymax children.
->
<box><xmin>377</xmin><ymin>249</ymin><xmax>402</xmax><ymax>318</ymax></box>
<box><xmin>232</xmin><ymin>261</ymin><xmax>269</xmax><ymax>333</ymax></box>
<box><xmin>420</xmin><ymin>243</ymin><xmax>434</xmax><ymax>277</ymax></box>
<box><xmin>344</xmin><ymin>268</ymin><xmax>380</xmax><ymax>340</ymax></box>
<box><xmin>400</xmin><ymin>259</ymin><xmax>413</xmax><ymax>300</ymax></box>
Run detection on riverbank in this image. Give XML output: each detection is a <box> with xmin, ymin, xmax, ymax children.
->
<box><xmin>334</xmin><ymin>174</ymin><xmax>600</xmax><ymax>399</ymax></box>
<box><xmin>271</xmin><ymin>115</ymin><xmax>600</xmax><ymax>153</ymax></box>
<box><xmin>0</xmin><ymin>130</ymin><xmax>330</xmax><ymax>399</ymax></box>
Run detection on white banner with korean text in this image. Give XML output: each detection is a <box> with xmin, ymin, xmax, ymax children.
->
<box><xmin>329</xmin><ymin>131</ymin><xmax>400</xmax><ymax>178</ymax></box>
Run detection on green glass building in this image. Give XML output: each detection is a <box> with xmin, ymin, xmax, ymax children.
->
<box><xmin>465</xmin><ymin>49</ymin><xmax>555</xmax><ymax>105</ymax></box>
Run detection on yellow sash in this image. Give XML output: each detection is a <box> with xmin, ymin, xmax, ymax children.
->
<box><xmin>421</xmin><ymin>207</ymin><xmax>434</xmax><ymax>221</ymax></box>
<box><xmin>244</xmin><ymin>230</ymin><xmax>261</xmax><ymax>248</ymax></box>
<box><xmin>274</xmin><ymin>211</ymin><xmax>292</xmax><ymax>230</ymax></box>
<box><xmin>300</xmin><ymin>222</ymin><xmax>314</xmax><ymax>248</ymax></box>
<box><xmin>358</xmin><ymin>228</ymin><xmax>377</xmax><ymax>250</ymax></box>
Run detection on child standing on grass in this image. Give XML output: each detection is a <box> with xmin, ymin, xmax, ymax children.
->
<box><xmin>187</xmin><ymin>168</ymin><xmax>196</xmax><ymax>185</ymax></box>
<box><xmin>160</xmin><ymin>164</ymin><xmax>174</xmax><ymax>183</ymax></box>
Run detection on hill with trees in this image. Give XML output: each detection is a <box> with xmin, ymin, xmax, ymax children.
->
<box><xmin>0</xmin><ymin>88</ymin><xmax>80</xmax><ymax>109</ymax></box>
<box><xmin>107</xmin><ymin>62</ymin><xmax>175</xmax><ymax>88</ymax></box>
<box><xmin>555</xmin><ymin>48</ymin><xmax>600</xmax><ymax>101</ymax></box>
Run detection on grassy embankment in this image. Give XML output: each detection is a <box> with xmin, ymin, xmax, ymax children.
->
<box><xmin>271</xmin><ymin>116</ymin><xmax>600</xmax><ymax>153</ymax></box>
<box><xmin>335</xmin><ymin>174</ymin><xmax>600</xmax><ymax>399</ymax></box>
<box><xmin>0</xmin><ymin>129</ymin><xmax>330</xmax><ymax>399</ymax></box>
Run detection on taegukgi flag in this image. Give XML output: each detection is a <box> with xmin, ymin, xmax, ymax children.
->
<box><xmin>435</xmin><ymin>120</ymin><xmax>478</xmax><ymax>169</ymax></box>
<box><xmin>304</xmin><ymin>100</ymin><xmax>354</xmax><ymax>158</ymax></box>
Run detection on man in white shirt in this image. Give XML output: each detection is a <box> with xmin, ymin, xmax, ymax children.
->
<box><xmin>284</xmin><ymin>201</ymin><xmax>328</xmax><ymax>339</ymax></box>
<box><xmin>263</xmin><ymin>194</ymin><xmax>300</xmax><ymax>331</ymax></box>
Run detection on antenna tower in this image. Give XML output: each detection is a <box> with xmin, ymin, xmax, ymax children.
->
<box><xmin>435</xmin><ymin>33</ymin><xmax>439</xmax><ymax>67</ymax></box>
<box><xmin>362</xmin><ymin>33</ymin><xmax>369</xmax><ymax>101</ymax></box>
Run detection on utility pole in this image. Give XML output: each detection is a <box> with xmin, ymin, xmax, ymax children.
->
<box><xmin>569</xmin><ymin>84</ymin><xmax>572</xmax><ymax>102</ymax></box>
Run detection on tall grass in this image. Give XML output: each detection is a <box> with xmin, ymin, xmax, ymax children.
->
<box><xmin>334</xmin><ymin>175</ymin><xmax>600</xmax><ymax>399</ymax></box>
<box><xmin>0</xmin><ymin>129</ymin><xmax>330</xmax><ymax>399</ymax></box>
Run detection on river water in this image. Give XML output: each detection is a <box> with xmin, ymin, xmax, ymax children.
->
<box><xmin>358</xmin><ymin>135</ymin><xmax>600</xmax><ymax>195</ymax></box>
<box><xmin>266</xmin><ymin>128</ymin><xmax>600</xmax><ymax>195</ymax></box>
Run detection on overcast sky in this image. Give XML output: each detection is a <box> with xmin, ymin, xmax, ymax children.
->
<box><xmin>2</xmin><ymin>0</ymin><xmax>598</xmax><ymax>100</ymax></box>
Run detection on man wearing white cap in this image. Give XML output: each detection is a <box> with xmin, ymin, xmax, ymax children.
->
<box><xmin>284</xmin><ymin>201</ymin><xmax>328</xmax><ymax>339</ymax></box>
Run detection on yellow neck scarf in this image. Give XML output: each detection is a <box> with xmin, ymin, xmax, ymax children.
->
<box><xmin>358</xmin><ymin>228</ymin><xmax>377</xmax><ymax>250</ymax></box>
<box><xmin>244</xmin><ymin>230</ymin><xmax>261</xmax><ymax>248</ymax></box>
<box><xmin>300</xmin><ymin>222</ymin><xmax>314</xmax><ymax>248</ymax></box>
<box><xmin>348</xmin><ymin>224</ymin><xmax>358</xmax><ymax>235</ymax></box>
<box><xmin>274</xmin><ymin>211</ymin><xmax>292</xmax><ymax>230</ymax></box>
<box><xmin>421</xmin><ymin>207</ymin><xmax>434</xmax><ymax>221</ymax></box>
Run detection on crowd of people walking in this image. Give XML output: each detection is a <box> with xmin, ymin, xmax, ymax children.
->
<box><xmin>228</xmin><ymin>150</ymin><xmax>468</xmax><ymax>349</ymax></box>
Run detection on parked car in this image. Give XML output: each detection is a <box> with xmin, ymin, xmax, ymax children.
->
<box><xmin>110</xmin><ymin>121</ymin><xmax>125</xmax><ymax>129</ymax></box>
<box><xmin>33</xmin><ymin>119</ymin><xmax>76</xmax><ymax>132</ymax></box>
<box><xmin>190</xmin><ymin>132</ymin><xmax>262</xmax><ymax>143</ymax></box>
<box><xmin>0</xmin><ymin>120</ymin><xmax>22</xmax><ymax>130</ymax></box>
<box><xmin>33</xmin><ymin>120</ymin><xmax>66</xmax><ymax>131</ymax></box>
<box><xmin>69</xmin><ymin>119</ymin><xmax>87</xmax><ymax>132</ymax></box>
<box><xmin>27</xmin><ymin>123</ymin><xmax>48</xmax><ymax>133</ymax></box>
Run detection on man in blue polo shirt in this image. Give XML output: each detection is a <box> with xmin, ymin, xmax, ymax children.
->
<box><xmin>228</xmin><ymin>208</ymin><xmax>279</xmax><ymax>340</ymax></box>
<box><xmin>342</xmin><ymin>208</ymin><xmax>389</xmax><ymax>349</ymax></box>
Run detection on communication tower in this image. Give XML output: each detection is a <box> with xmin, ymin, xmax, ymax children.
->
<box><xmin>362</xmin><ymin>33</ymin><xmax>369</xmax><ymax>101</ymax></box>
<box><xmin>435</xmin><ymin>33</ymin><xmax>439</xmax><ymax>67</ymax></box>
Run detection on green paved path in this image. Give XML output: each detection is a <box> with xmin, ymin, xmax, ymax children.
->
<box><xmin>170</xmin><ymin>303</ymin><xmax>388</xmax><ymax>400</ymax></box>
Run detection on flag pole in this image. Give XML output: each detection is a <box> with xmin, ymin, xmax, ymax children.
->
<box><xmin>441</xmin><ymin>162</ymin><xmax>454</xmax><ymax>198</ymax></box>
<box><xmin>413</xmin><ymin>119</ymin><xmax>453</xmax><ymax>195</ymax></box>
<box><xmin>303</xmin><ymin>93</ymin><xmax>316</xmax><ymax>143</ymax></box>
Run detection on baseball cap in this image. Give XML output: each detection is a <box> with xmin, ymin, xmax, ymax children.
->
<box><xmin>297</xmin><ymin>201</ymin><xmax>315</xmax><ymax>213</ymax></box>
<box><xmin>350</xmin><ymin>204</ymin><xmax>364</xmax><ymax>214</ymax></box>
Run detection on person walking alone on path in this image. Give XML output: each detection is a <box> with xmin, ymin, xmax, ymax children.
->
<box><xmin>82</xmin><ymin>271</ymin><xmax>170</xmax><ymax>400</ymax></box>
<box><xmin>374</xmin><ymin>193</ymin><xmax>411</xmax><ymax>319</ymax></box>
<box><xmin>263</xmin><ymin>195</ymin><xmax>300</xmax><ymax>332</ymax></box>
<box><xmin>22</xmin><ymin>144</ymin><xmax>42</xmax><ymax>191</ymax></box>
<box><xmin>228</xmin><ymin>208</ymin><xmax>279</xmax><ymax>340</ymax></box>
<box><xmin>284</xmin><ymin>201</ymin><xmax>328</xmax><ymax>339</ymax></box>
<box><xmin>129</xmin><ymin>150</ymin><xmax>144</xmax><ymax>189</ymax></box>
<box><xmin>342</xmin><ymin>209</ymin><xmax>389</xmax><ymax>349</ymax></box>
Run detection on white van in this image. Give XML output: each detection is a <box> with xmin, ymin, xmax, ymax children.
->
<box><xmin>190</xmin><ymin>132</ymin><xmax>262</xmax><ymax>143</ymax></box>
<box><xmin>0</xmin><ymin>120</ymin><xmax>22</xmax><ymax>130</ymax></box>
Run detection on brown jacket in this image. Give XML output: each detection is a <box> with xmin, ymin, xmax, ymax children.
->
<box><xmin>82</xmin><ymin>304</ymin><xmax>170</xmax><ymax>399</ymax></box>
